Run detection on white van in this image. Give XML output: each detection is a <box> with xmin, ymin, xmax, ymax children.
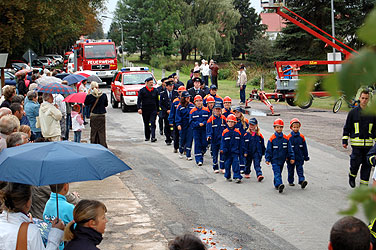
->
<box><xmin>67</xmin><ymin>53</ymin><xmax>74</xmax><ymax>73</ymax></box>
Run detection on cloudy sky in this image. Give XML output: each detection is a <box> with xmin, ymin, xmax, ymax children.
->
<box><xmin>101</xmin><ymin>0</ymin><xmax>263</xmax><ymax>34</ymax></box>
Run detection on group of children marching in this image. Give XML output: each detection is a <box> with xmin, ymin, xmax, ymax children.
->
<box><xmin>168</xmin><ymin>89</ymin><xmax>310</xmax><ymax>193</ymax></box>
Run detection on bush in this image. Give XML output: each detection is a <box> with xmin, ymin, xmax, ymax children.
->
<box><xmin>218</xmin><ymin>68</ymin><xmax>231</xmax><ymax>80</ymax></box>
<box><xmin>180</xmin><ymin>64</ymin><xmax>192</xmax><ymax>76</ymax></box>
<box><xmin>149</xmin><ymin>55</ymin><xmax>167</xmax><ymax>69</ymax></box>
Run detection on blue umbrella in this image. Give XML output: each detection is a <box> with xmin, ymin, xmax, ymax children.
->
<box><xmin>37</xmin><ymin>82</ymin><xmax>76</xmax><ymax>95</ymax></box>
<box><xmin>55</xmin><ymin>73</ymin><xmax>70</xmax><ymax>80</ymax></box>
<box><xmin>0</xmin><ymin>141</ymin><xmax>131</xmax><ymax>186</ymax></box>
<box><xmin>63</xmin><ymin>74</ymin><xmax>87</xmax><ymax>85</ymax></box>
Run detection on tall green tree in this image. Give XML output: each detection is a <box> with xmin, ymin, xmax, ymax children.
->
<box><xmin>176</xmin><ymin>0</ymin><xmax>240</xmax><ymax>61</ymax></box>
<box><xmin>111</xmin><ymin>0</ymin><xmax>181</xmax><ymax>60</ymax></box>
<box><xmin>232</xmin><ymin>0</ymin><xmax>265</xmax><ymax>60</ymax></box>
<box><xmin>274</xmin><ymin>0</ymin><xmax>376</xmax><ymax>61</ymax></box>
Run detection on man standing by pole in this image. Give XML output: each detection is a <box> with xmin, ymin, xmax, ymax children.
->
<box><xmin>137</xmin><ymin>77</ymin><xmax>159</xmax><ymax>142</ymax></box>
<box><xmin>343</xmin><ymin>90</ymin><xmax>376</xmax><ymax>188</ymax></box>
<box><xmin>238</xmin><ymin>65</ymin><xmax>247</xmax><ymax>104</ymax></box>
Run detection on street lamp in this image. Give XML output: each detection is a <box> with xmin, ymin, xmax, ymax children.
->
<box><xmin>102</xmin><ymin>15</ymin><xmax>124</xmax><ymax>68</ymax></box>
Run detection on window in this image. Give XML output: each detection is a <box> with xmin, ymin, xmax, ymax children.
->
<box><xmin>122</xmin><ymin>73</ymin><xmax>155</xmax><ymax>85</ymax></box>
<box><xmin>84</xmin><ymin>45</ymin><xmax>116</xmax><ymax>59</ymax></box>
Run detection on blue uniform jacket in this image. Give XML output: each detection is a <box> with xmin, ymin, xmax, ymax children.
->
<box><xmin>287</xmin><ymin>131</ymin><xmax>309</xmax><ymax>163</ymax></box>
<box><xmin>222</xmin><ymin>108</ymin><xmax>234</xmax><ymax>118</ymax></box>
<box><xmin>189</xmin><ymin>107</ymin><xmax>210</xmax><ymax>130</ymax></box>
<box><xmin>168</xmin><ymin>97</ymin><xmax>180</xmax><ymax>124</ymax></box>
<box><xmin>235</xmin><ymin>118</ymin><xmax>249</xmax><ymax>135</ymax></box>
<box><xmin>367</xmin><ymin>144</ymin><xmax>376</xmax><ymax>167</ymax></box>
<box><xmin>221</xmin><ymin>127</ymin><xmax>242</xmax><ymax>154</ymax></box>
<box><xmin>203</xmin><ymin>94</ymin><xmax>223</xmax><ymax>108</ymax></box>
<box><xmin>243</xmin><ymin>132</ymin><xmax>265</xmax><ymax>158</ymax></box>
<box><xmin>206</xmin><ymin>114</ymin><xmax>227</xmax><ymax>144</ymax></box>
<box><xmin>175</xmin><ymin>103</ymin><xmax>195</xmax><ymax>129</ymax></box>
<box><xmin>265</xmin><ymin>132</ymin><xmax>295</xmax><ymax>165</ymax></box>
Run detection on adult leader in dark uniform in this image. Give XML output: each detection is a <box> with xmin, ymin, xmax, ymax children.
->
<box><xmin>188</xmin><ymin>77</ymin><xmax>206</xmax><ymax>103</ymax></box>
<box><xmin>137</xmin><ymin>77</ymin><xmax>159</xmax><ymax>142</ymax></box>
<box><xmin>159</xmin><ymin>80</ymin><xmax>179</xmax><ymax>145</ymax></box>
<box><xmin>186</xmin><ymin>70</ymin><xmax>201</xmax><ymax>90</ymax></box>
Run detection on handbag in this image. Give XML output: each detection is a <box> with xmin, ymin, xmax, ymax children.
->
<box><xmin>16</xmin><ymin>222</ymin><xmax>31</xmax><ymax>250</ymax></box>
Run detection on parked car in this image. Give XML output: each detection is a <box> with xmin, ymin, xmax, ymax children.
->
<box><xmin>45</xmin><ymin>54</ymin><xmax>63</xmax><ymax>64</ymax></box>
<box><xmin>0</xmin><ymin>71</ymin><xmax>17</xmax><ymax>86</ymax></box>
<box><xmin>110</xmin><ymin>67</ymin><xmax>157</xmax><ymax>112</ymax></box>
<box><xmin>37</xmin><ymin>56</ymin><xmax>53</xmax><ymax>68</ymax></box>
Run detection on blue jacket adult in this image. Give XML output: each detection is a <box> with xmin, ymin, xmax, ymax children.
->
<box><xmin>206</xmin><ymin>114</ymin><xmax>227</xmax><ymax>145</ymax></box>
<box><xmin>64</xmin><ymin>225</ymin><xmax>102</xmax><ymax>250</ymax></box>
<box><xmin>265</xmin><ymin>132</ymin><xmax>295</xmax><ymax>166</ymax></box>
<box><xmin>287</xmin><ymin>131</ymin><xmax>309</xmax><ymax>163</ymax></box>
<box><xmin>221</xmin><ymin>127</ymin><xmax>242</xmax><ymax>155</ymax></box>
<box><xmin>189</xmin><ymin>107</ymin><xmax>210</xmax><ymax>130</ymax></box>
<box><xmin>168</xmin><ymin>97</ymin><xmax>180</xmax><ymax>125</ymax></box>
<box><xmin>24</xmin><ymin>99</ymin><xmax>41</xmax><ymax>133</ymax></box>
<box><xmin>243</xmin><ymin>132</ymin><xmax>265</xmax><ymax>158</ymax></box>
<box><xmin>175</xmin><ymin>103</ymin><xmax>195</xmax><ymax>129</ymax></box>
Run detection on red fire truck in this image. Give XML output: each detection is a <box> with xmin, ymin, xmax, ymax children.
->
<box><xmin>73</xmin><ymin>39</ymin><xmax>118</xmax><ymax>84</ymax></box>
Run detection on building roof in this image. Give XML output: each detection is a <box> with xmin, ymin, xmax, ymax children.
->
<box><xmin>260</xmin><ymin>13</ymin><xmax>286</xmax><ymax>32</ymax></box>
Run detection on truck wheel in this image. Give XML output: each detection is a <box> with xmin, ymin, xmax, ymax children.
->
<box><xmin>286</xmin><ymin>98</ymin><xmax>296</xmax><ymax>106</ymax></box>
<box><xmin>298</xmin><ymin>95</ymin><xmax>313</xmax><ymax>109</ymax></box>
<box><xmin>121</xmin><ymin>95</ymin><xmax>127</xmax><ymax>113</ymax></box>
<box><xmin>111</xmin><ymin>91</ymin><xmax>119</xmax><ymax>109</ymax></box>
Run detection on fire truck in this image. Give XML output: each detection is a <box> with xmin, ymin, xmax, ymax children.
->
<box><xmin>72</xmin><ymin>39</ymin><xmax>118</xmax><ymax>84</ymax></box>
<box><xmin>246</xmin><ymin>0</ymin><xmax>358</xmax><ymax>114</ymax></box>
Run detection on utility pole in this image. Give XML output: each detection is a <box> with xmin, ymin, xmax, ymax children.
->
<box><xmin>331</xmin><ymin>0</ymin><xmax>336</xmax><ymax>72</ymax></box>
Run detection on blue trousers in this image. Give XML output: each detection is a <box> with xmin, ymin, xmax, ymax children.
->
<box><xmin>240</xmin><ymin>85</ymin><xmax>246</xmax><ymax>103</ymax></box>
<box><xmin>202</xmin><ymin>75</ymin><xmax>209</xmax><ymax>86</ymax></box>
<box><xmin>74</xmin><ymin>131</ymin><xmax>82</xmax><ymax>143</ymax></box>
<box><xmin>245</xmin><ymin>155</ymin><xmax>262</xmax><ymax>176</ymax></box>
<box><xmin>223</xmin><ymin>153</ymin><xmax>242</xmax><ymax>180</ymax></box>
<box><xmin>239</xmin><ymin>150</ymin><xmax>246</xmax><ymax>171</ymax></box>
<box><xmin>272</xmin><ymin>163</ymin><xmax>284</xmax><ymax>187</ymax></box>
<box><xmin>287</xmin><ymin>162</ymin><xmax>305</xmax><ymax>184</ymax></box>
<box><xmin>83</xmin><ymin>105</ymin><xmax>91</xmax><ymax>119</ymax></box>
<box><xmin>179</xmin><ymin>127</ymin><xmax>193</xmax><ymax>157</ymax></box>
<box><xmin>211</xmin><ymin>142</ymin><xmax>225</xmax><ymax>170</ymax></box>
<box><xmin>193</xmin><ymin>129</ymin><xmax>207</xmax><ymax>163</ymax></box>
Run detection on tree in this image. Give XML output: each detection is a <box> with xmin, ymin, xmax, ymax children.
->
<box><xmin>88</xmin><ymin>21</ymin><xmax>105</xmax><ymax>40</ymax></box>
<box><xmin>247</xmin><ymin>37</ymin><xmax>275</xmax><ymax>67</ymax></box>
<box><xmin>176</xmin><ymin>0</ymin><xmax>240</xmax><ymax>61</ymax></box>
<box><xmin>232</xmin><ymin>0</ymin><xmax>265</xmax><ymax>60</ymax></box>
<box><xmin>274</xmin><ymin>0</ymin><xmax>376</xmax><ymax>61</ymax></box>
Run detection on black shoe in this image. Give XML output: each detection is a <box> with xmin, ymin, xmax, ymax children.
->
<box><xmin>151</xmin><ymin>138</ymin><xmax>157</xmax><ymax>142</ymax></box>
<box><xmin>84</xmin><ymin>122</ymin><xmax>88</xmax><ymax>125</ymax></box>
<box><xmin>289</xmin><ymin>183</ymin><xmax>295</xmax><ymax>186</ymax></box>
<box><xmin>300</xmin><ymin>180</ymin><xmax>308</xmax><ymax>189</ymax></box>
<box><xmin>278</xmin><ymin>184</ymin><xmax>285</xmax><ymax>193</ymax></box>
<box><xmin>166</xmin><ymin>142</ymin><xmax>172</xmax><ymax>146</ymax></box>
<box><xmin>173</xmin><ymin>149</ymin><xmax>178</xmax><ymax>153</ymax></box>
<box><xmin>145</xmin><ymin>138</ymin><xmax>150</xmax><ymax>141</ymax></box>
<box><xmin>349</xmin><ymin>174</ymin><xmax>356</xmax><ymax>188</ymax></box>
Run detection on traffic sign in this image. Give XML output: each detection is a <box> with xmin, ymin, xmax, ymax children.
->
<box><xmin>23</xmin><ymin>49</ymin><xmax>37</xmax><ymax>63</ymax></box>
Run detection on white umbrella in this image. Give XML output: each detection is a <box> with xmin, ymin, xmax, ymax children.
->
<box><xmin>36</xmin><ymin>76</ymin><xmax>62</xmax><ymax>86</ymax></box>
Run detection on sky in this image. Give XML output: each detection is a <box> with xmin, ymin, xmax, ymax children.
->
<box><xmin>101</xmin><ymin>0</ymin><xmax>263</xmax><ymax>34</ymax></box>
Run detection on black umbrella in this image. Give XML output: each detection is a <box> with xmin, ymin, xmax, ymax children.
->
<box><xmin>55</xmin><ymin>73</ymin><xmax>71</xmax><ymax>80</ymax></box>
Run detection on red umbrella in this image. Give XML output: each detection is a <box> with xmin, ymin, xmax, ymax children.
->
<box><xmin>63</xmin><ymin>92</ymin><xmax>87</xmax><ymax>103</ymax></box>
<box><xmin>75</xmin><ymin>72</ymin><xmax>91</xmax><ymax>78</ymax></box>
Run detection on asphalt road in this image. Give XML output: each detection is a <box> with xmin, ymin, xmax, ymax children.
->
<box><xmin>103</xmin><ymin>89</ymin><xmax>371</xmax><ymax>250</ymax></box>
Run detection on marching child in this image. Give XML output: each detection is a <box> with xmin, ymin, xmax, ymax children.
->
<box><xmin>205</xmin><ymin>96</ymin><xmax>215</xmax><ymax>115</ymax></box>
<box><xmin>190</xmin><ymin>95</ymin><xmax>210</xmax><ymax>166</ymax></box>
<box><xmin>71</xmin><ymin>104</ymin><xmax>85</xmax><ymax>143</ymax></box>
<box><xmin>222</xmin><ymin>96</ymin><xmax>234</xmax><ymax>118</ymax></box>
<box><xmin>286</xmin><ymin>118</ymin><xmax>309</xmax><ymax>188</ymax></box>
<box><xmin>265</xmin><ymin>118</ymin><xmax>295</xmax><ymax>193</ymax></box>
<box><xmin>220</xmin><ymin>114</ymin><xmax>242</xmax><ymax>183</ymax></box>
<box><xmin>207</xmin><ymin>103</ymin><xmax>227</xmax><ymax>173</ymax></box>
<box><xmin>234</xmin><ymin>107</ymin><xmax>249</xmax><ymax>173</ymax></box>
<box><xmin>243</xmin><ymin>118</ymin><xmax>265</xmax><ymax>181</ymax></box>
<box><xmin>176</xmin><ymin>91</ymin><xmax>195</xmax><ymax>160</ymax></box>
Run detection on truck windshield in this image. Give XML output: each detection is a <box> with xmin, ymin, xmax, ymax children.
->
<box><xmin>84</xmin><ymin>44</ymin><xmax>116</xmax><ymax>59</ymax></box>
<box><xmin>123</xmin><ymin>73</ymin><xmax>156</xmax><ymax>85</ymax></box>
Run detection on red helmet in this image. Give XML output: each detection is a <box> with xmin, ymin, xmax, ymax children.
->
<box><xmin>224</xmin><ymin>96</ymin><xmax>232</xmax><ymax>103</ymax></box>
<box><xmin>194</xmin><ymin>95</ymin><xmax>203</xmax><ymax>102</ymax></box>
<box><xmin>227</xmin><ymin>114</ymin><xmax>237</xmax><ymax>122</ymax></box>
<box><xmin>206</xmin><ymin>96</ymin><xmax>215</xmax><ymax>103</ymax></box>
<box><xmin>273</xmin><ymin>118</ymin><xmax>284</xmax><ymax>127</ymax></box>
<box><xmin>178</xmin><ymin>86</ymin><xmax>186</xmax><ymax>92</ymax></box>
<box><xmin>290</xmin><ymin>118</ymin><xmax>301</xmax><ymax>128</ymax></box>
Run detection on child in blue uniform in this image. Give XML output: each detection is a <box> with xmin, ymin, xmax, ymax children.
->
<box><xmin>207</xmin><ymin>103</ymin><xmax>227</xmax><ymax>173</ymax></box>
<box><xmin>265</xmin><ymin>118</ymin><xmax>295</xmax><ymax>193</ymax></box>
<box><xmin>286</xmin><ymin>118</ymin><xmax>309</xmax><ymax>188</ymax></box>
<box><xmin>222</xmin><ymin>96</ymin><xmax>234</xmax><ymax>118</ymax></box>
<box><xmin>221</xmin><ymin>114</ymin><xmax>243</xmax><ymax>183</ymax></box>
<box><xmin>243</xmin><ymin>118</ymin><xmax>265</xmax><ymax>181</ymax></box>
<box><xmin>168</xmin><ymin>86</ymin><xmax>186</xmax><ymax>153</ymax></box>
<box><xmin>175</xmin><ymin>91</ymin><xmax>195</xmax><ymax>160</ymax></box>
<box><xmin>190</xmin><ymin>95</ymin><xmax>210</xmax><ymax>166</ymax></box>
<box><xmin>234</xmin><ymin>107</ymin><xmax>249</xmax><ymax>173</ymax></box>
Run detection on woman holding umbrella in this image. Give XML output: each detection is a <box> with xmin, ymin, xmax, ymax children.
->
<box><xmin>84</xmin><ymin>81</ymin><xmax>108</xmax><ymax>148</ymax></box>
<box><xmin>0</xmin><ymin>183</ymin><xmax>65</xmax><ymax>249</ymax></box>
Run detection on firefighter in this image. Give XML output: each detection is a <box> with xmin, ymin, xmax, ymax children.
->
<box><xmin>168</xmin><ymin>86</ymin><xmax>186</xmax><ymax>153</ymax></box>
<box><xmin>157</xmin><ymin>78</ymin><xmax>168</xmax><ymax>135</ymax></box>
<box><xmin>343</xmin><ymin>89</ymin><xmax>376</xmax><ymax>188</ymax></box>
<box><xmin>189</xmin><ymin>95</ymin><xmax>210</xmax><ymax>166</ymax></box>
<box><xmin>160</xmin><ymin>80</ymin><xmax>178</xmax><ymax>145</ymax></box>
<box><xmin>137</xmin><ymin>77</ymin><xmax>159</xmax><ymax>142</ymax></box>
